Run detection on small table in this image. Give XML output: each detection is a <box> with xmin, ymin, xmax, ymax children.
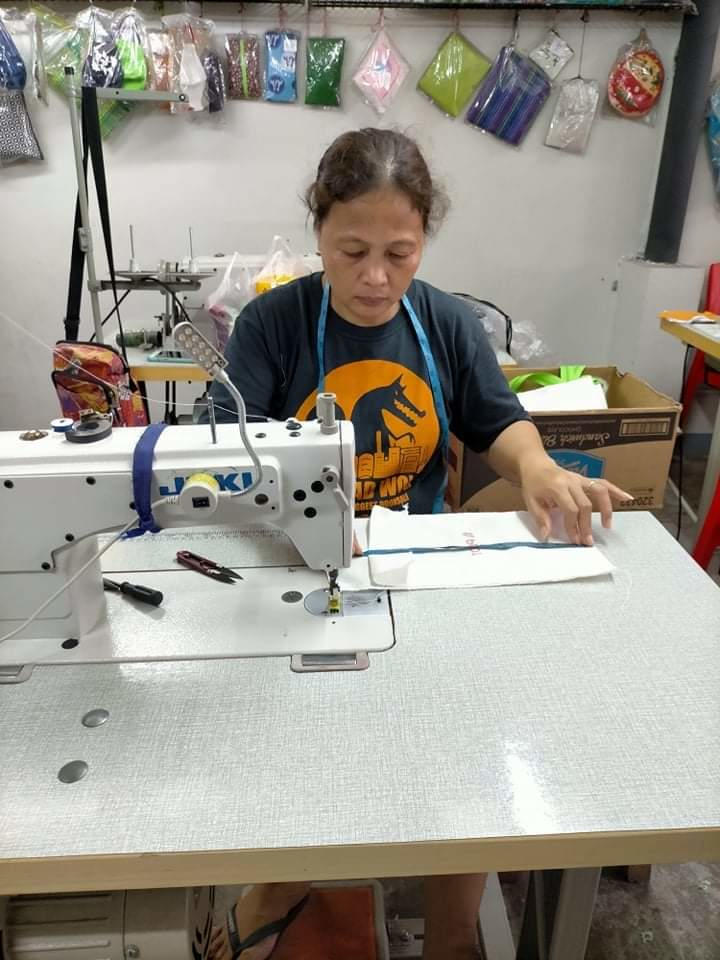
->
<box><xmin>660</xmin><ymin>315</ymin><xmax>720</xmax><ymax>521</ymax></box>
<box><xmin>124</xmin><ymin>346</ymin><xmax>210</xmax><ymax>423</ymax></box>
<box><xmin>125</xmin><ymin>346</ymin><xmax>210</xmax><ymax>385</ymax></box>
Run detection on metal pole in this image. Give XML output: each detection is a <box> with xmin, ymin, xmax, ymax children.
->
<box><xmin>644</xmin><ymin>0</ymin><xmax>720</xmax><ymax>263</ymax></box>
<box><xmin>65</xmin><ymin>67</ymin><xmax>104</xmax><ymax>343</ymax></box>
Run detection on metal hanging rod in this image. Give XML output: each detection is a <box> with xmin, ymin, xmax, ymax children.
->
<box><xmin>210</xmin><ymin>0</ymin><xmax>696</xmax><ymax>10</ymax></box>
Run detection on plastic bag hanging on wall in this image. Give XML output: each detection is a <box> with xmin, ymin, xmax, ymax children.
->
<box><xmin>417</xmin><ymin>31</ymin><xmax>491</xmax><ymax>118</ymax></box>
<box><xmin>226</xmin><ymin>33</ymin><xmax>262</xmax><ymax>100</ymax></box>
<box><xmin>0</xmin><ymin>19</ymin><xmax>27</xmax><ymax>89</ymax></box>
<box><xmin>0</xmin><ymin>89</ymin><xmax>43</xmax><ymax>164</ymax></box>
<box><xmin>305</xmin><ymin>36</ymin><xmax>345</xmax><ymax>108</ymax></box>
<box><xmin>529</xmin><ymin>29</ymin><xmax>573</xmax><ymax>81</ymax></box>
<box><xmin>264</xmin><ymin>29</ymin><xmax>299</xmax><ymax>103</ymax></box>
<box><xmin>352</xmin><ymin>27</ymin><xmax>409</xmax><ymax>116</ymax></box>
<box><xmin>708</xmin><ymin>76</ymin><xmax>720</xmax><ymax>203</ymax></box>
<box><xmin>607</xmin><ymin>29</ymin><xmax>664</xmax><ymax>124</ymax></box>
<box><xmin>162</xmin><ymin>12</ymin><xmax>214</xmax><ymax>112</ymax></box>
<box><xmin>112</xmin><ymin>6</ymin><xmax>151</xmax><ymax>91</ymax></box>
<box><xmin>466</xmin><ymin>45</ymin><xmax>551</xmax><ymax>146</ymax></box>
<box><xmin>32</xmin><ymin>3</ymin><xmax>130</xmax><ymax>137</ymax></box>
<box><xmin>76</xmin><ymin>6</ymin><xmax>123</xmax><ymax>88</ymax></box>
<box><xmin>545</xmin><ymin>77</ymin><xmax>600</xmax><ymax>154</ymax></box>
<box><xmin>1</xmin><ymin>9</ymin><xmax>47</xmax><ymax>101</ymax></box>
<box><xmin>147</xmin><ymin>31</ymin><xmax>175</xmax><ymax>94</ymax></box>
<box><xmin>203</xmin><ymin>47</ymin><xmax>226</xmax><ymax>113</ymax></box>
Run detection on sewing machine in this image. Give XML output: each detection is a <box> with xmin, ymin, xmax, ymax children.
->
<box><xmin>0</xmin><ymin>412</ymin><xmax>358</xmax><ymax>659</ymax></box>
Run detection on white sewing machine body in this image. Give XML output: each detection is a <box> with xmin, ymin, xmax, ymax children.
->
<box><xmin>0</xmin><ymin>420</ymin><xmax>355</xmax><ymax>649</ymax></box>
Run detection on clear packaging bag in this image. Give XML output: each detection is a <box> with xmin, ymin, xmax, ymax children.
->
<box><xmin>466</xmin><ymin>45</ymin><xmax>551</xmax><ymax>146</ymax></box>
<box><xmin>545</xmin><ymin>77</ymin><xmax>600</xmax><ymax>154</ymax></box>
<box><xmin>417</xmin><ymin>31</ymin><xmax>491</xmax><ymax>118</ymax></box>
<box><xmin>226</xmin><ymin>32</ymin><xmax>262</xmax><ymax>100</ymax></box>
<box><xmin>112</xmin><ymin>6</ymin><xmax>150</xmax><ymax>91</ymax></box>
<box><xmin>0</xmin><ymin>9</ymin><xmax>46</xmax><ymax>101</ymax></box>
<box><xmin>264</xmin><ymin>29</ymin><xmax>298</xmax><ymax>103</ymax></box>
<box><xmin>0</xmin><ymin>88</ymin><xmax>42</xmax><ymax>163</ymax></box>
<box><xmin>33</xmin><ymin>4</ymin><xmax>130</xmax><ymax>136</ymax></box>
<box><xmin>708</xmin><ymin>76</ymin><xmax>720</xmax><ymax>203</ymax></box>
<box><xmin>206</xmin><ymin>253</ymin><xmax>254</xmax><ymax>350</ymax></box>
<box><xmin>352</xmin><ymin>28</ymin><xmax>409</xmax><ymax>116</ymax></box>
<box><xmin>162</xmin><ymin>12</ymin><xmax>214</xmax><ymax>112</ymax></box>
<box><xmin>529</xmin><ymin>29</ymin><xmax>573</xmax><ymax>81</ymax></box>
<box><xmin>0</xmin><ymin>18</ymin><xmax>26</xmax><ymax>88</ymax></box>
<box><xmin>203</xmin><ymin>48</ymin><xmax>225</xmax><ymax>113</ymax></box>
<box><xmin>76</xmin><ymin>5</ymin><xmax>123</xmax><ymax>88</ymax></box>
<box><xmin>147</xmin><ymin>31</ymin><xmax>174</xmax><ymax>93</ymax></box>
<box><xmin>607</xmin><ymin>29</ymin><xmax>664</xmax><ymax>124</ymax></box>
<box><xmin>179</xmin><ymin>40</ymin><xmax>206</xmax><ymax>110</ymax></box>
<box><xmin>305</xmin><ymin>36</ymin><xmax>344</xmax><ymax>107</ymax></box>
<box><xmin>255</xmin><ymin>236</ymin><xmax>310</xmax><ymax>295</ymax></box>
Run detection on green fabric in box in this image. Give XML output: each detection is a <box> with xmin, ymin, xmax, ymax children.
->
<box><xmin>418</xmin><ymin>32</ymin><xmax>491</xmax><ymax>118</ymax></box>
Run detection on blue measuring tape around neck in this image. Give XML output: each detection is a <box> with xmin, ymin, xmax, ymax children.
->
<box><xmin>317</xmin><ymin>283</ymin><xmax>450</xmax><ymax>513</ymax></box>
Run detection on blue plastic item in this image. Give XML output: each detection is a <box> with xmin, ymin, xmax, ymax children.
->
<box><xmin>264</xmin><ymin>30</ymin><xmax>298</xmax><ymax>103</ymax></box>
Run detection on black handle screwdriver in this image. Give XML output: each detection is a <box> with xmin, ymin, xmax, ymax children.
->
<box><xmin>103</xmin><ymin>578</ymin><xmax>164</xmax><ymax>607</ymax></box>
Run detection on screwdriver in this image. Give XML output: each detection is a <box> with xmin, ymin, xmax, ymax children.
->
<box><xmin>103</xmin><ymin>578</ymin><xmax>164</xmax><ymax>607</ymax></box>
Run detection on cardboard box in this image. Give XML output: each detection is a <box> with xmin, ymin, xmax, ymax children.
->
<box><xmin>447</xmin><ymin>367</ymin><xmax>680</xmax><ymax>512</ymax></box>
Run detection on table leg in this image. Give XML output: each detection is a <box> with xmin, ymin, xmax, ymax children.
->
<box><xmin>477</xmin><ymin>872</ymin><xmax>515</xmax><ymax>960</ymax></box>
<box><xmin>698</xmin><ymin>399</ymin><xmax>720</xmax><ymax>523</ymax></box>
<box><xmin>516</xmin><ymin>868</ymin><xmax>600</xmax><ymax>960</ymax></box>
<box><xmin>137</xmin><ymin>380</ymin><xmax>150</xmax><ymax>422</ymax></box>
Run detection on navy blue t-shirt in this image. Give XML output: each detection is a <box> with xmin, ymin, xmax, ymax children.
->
<box><xmin>209</xmin><ymin>273</ymin><xmax>528</xmax><ymax>515</ymax></box>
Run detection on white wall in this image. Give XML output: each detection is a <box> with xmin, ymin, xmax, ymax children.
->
<box><xmin>1</xmin><ymin>5</ymin><xmax>686</xmax><ymax>429</ymax></box>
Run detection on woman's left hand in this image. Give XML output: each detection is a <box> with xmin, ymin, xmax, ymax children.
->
<box><xmin>519</xmin><ymin>454</ymin><xmax>631</xmax><ymax>546</ymax></box>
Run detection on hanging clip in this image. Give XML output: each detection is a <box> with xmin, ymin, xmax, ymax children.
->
<box><xmin>511</xmin><ymin>11</ymin><xmax>520</xmax><ymax>47</ymax></box>
<box><xmin>576</xmin><ymin>9</ymin><xmax>589</xmax><ymax>79</ymax></box>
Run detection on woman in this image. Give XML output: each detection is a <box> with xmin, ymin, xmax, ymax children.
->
<box><xmin>209</xmin><ymin>128</ymin><xmax>628</xmax><ymax>960</ymax></box>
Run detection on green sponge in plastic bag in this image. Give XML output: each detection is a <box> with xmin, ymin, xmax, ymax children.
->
<box><xmin>417</xmin><ymin>31</ymin><xmax>491</xmax><ymax>118</ymax></box>
<box><xmin>305</xmin><ymin>36</ymin><xmax>345</xmax><ymax>107</ymax></box>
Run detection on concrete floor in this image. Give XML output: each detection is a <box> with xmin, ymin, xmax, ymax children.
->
<box><xmin>215</xmin><ymin>455</ymin><xmax>720</xmax><ymax>958</ymax></box>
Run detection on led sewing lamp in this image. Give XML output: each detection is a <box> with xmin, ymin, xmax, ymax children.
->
<box><xmin>175</xmin><ymin>322</ymin><xmax>342</xmax><ymax>605</ymax></box>
<box><xmin>174</xmin><ymin>321</ymin><xmax>263</xmax><ymax>495</ymax></box>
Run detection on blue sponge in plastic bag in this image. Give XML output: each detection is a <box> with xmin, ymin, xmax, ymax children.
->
<box><xmin>265</xmin><ymin>30</ymin><xmax>299</xmax><ymax>103</ymax></box>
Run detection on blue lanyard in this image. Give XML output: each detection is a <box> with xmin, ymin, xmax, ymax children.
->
<box><xmin>317</xmin><ymin>284</ymin><xmax>450</xmax><ymax>513</ymax></box>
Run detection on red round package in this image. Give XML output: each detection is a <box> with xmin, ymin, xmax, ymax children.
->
<box><xmin>608</xmin><ymin>32</ymin><xmax>664</xmax><ymax>119</ymax></box>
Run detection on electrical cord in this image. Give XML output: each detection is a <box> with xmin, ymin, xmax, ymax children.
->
<box><xmin>216</xmin><ymin>368</ymin><xmax>264</xmax><ymax>496</ymax></box>
<box><xmin>89</xmin><ymin>289</ymin><xmax>132</xmax><ymax>342</ymax></box>
<box><xmin>0</xmin><ymin>499</ymin><xmax>167</xmax><ymax>647</ymax></box>
<box><xmin>140</xmin><ymin>276</ymin><xmax>195</xmax><ymax>326</ymax></box>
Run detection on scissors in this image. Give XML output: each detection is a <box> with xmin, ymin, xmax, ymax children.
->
<box><xmin>176</xmin><ymin>550</ymin><xmax>243</xmax><ymax>584</ymax></box>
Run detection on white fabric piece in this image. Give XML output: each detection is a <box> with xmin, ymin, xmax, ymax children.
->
<box><xmin>517</xmin><ymin>376</ymin><xmax>608</xmax><ymax>413</ymax></box>
<box><xmin>179</xmin><ymin>42</ymin><xmax>206</xmax><ymax>110</ymax></box>
<box><xmin>366</xmin><ymin>507</ymin><xmax>614</xmax><ymax>590</ymax></box>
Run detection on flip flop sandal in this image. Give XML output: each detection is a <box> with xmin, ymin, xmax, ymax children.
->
<box><xmin>226</xmin><ymin>893</ymin><xmax>310</xmax><ymax>959</ymax></box>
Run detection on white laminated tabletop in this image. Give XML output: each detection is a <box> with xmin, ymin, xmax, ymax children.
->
<box><xmin>1</xmin><ymin>513</ymin><xmax>719</xmax><ymax>895</ymax></box>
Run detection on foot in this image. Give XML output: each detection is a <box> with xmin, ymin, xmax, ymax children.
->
<box><xmin>208</xmin><ymin>884</ymin><xmax>310</xmax><ymax>960</ymax></box>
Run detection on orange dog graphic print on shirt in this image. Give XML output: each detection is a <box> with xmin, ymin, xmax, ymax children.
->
<box><xmin>295</xmin><ymin>359</ymin><xmax>440</xmax><ymax>513</ymax></box>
